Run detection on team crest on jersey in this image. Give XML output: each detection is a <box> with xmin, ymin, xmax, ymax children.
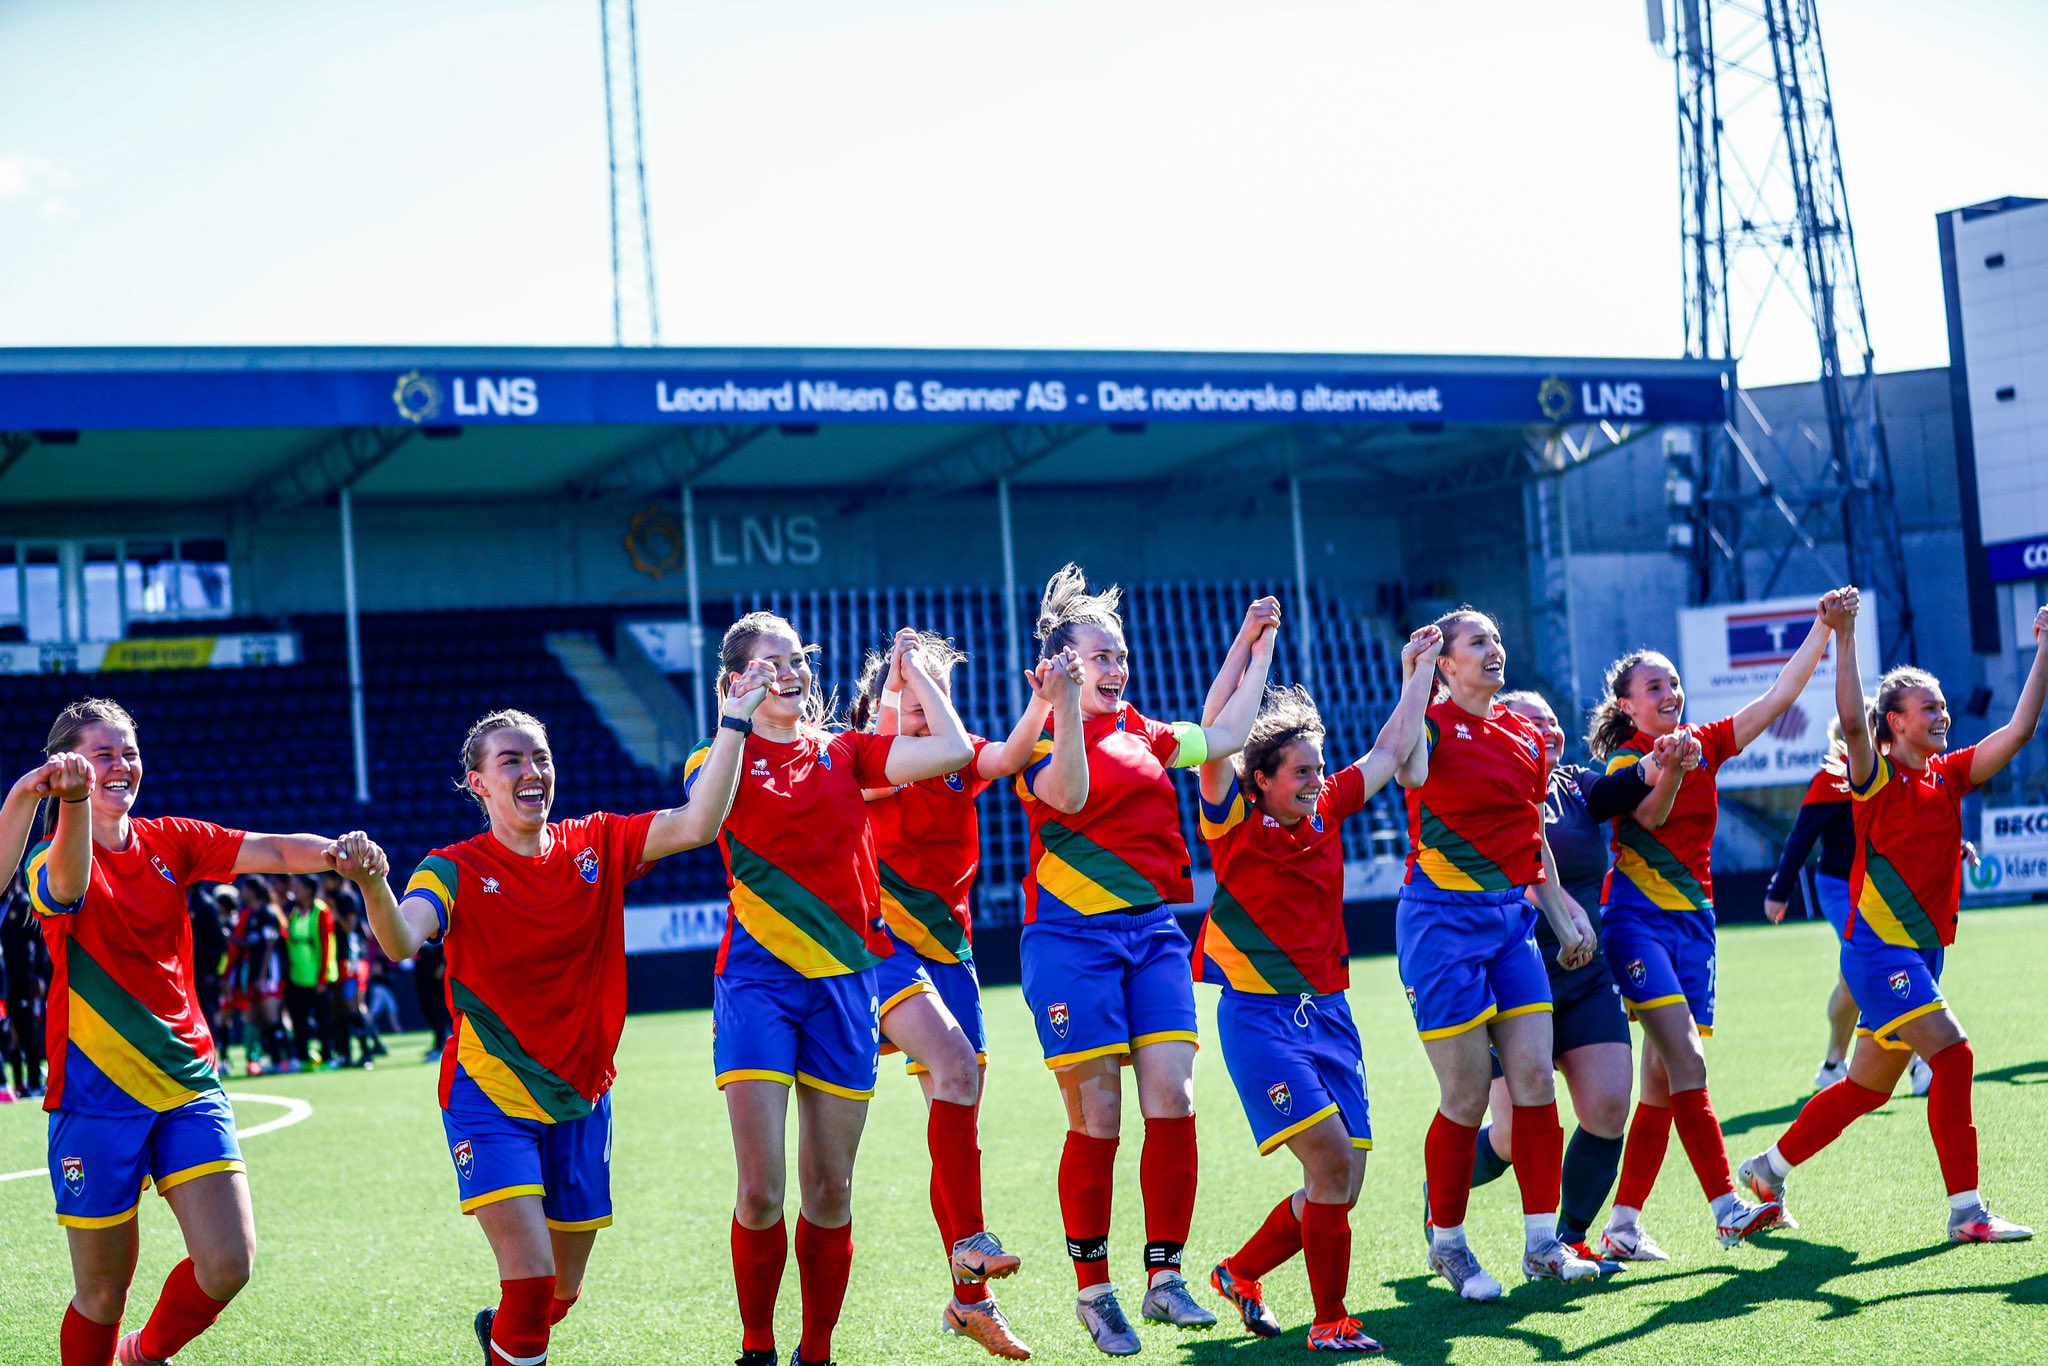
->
<box><xmin>1403</xmin><ymin>986</ymin><xmax>1418</xmax><ymax>1019</ymax></box>
<box><xmin>150</xmin><ymin>855</ymin><xmax>176</xmax><ymax>884</ymax></box>
<box><xmin>575</xmin><ymin>846</ymin><xmax>600</xmax><ymax>884</ymax></box>
<box><xmin>1523</xmin><ymin>735</ymin><xmax>1541</xmax><ymax>761</ymax></box>
<box><xmin>1627</xmin><ymin>958</ymin><xmax>1647</xmax><ymax>987</ymax></box>
<box><xmin>945</xmin><ymin>770</ymin><xmax>965</xmax><ymax>792</ymax></box>
<box><xmin>1266</xmin><ymin>1081</ymin><xmax>1293</xmax><ymax>1115</ymax></box>
<box><xmin>1310</xmin><ymin>814</ymin><xmax>1325</xmax><ymax>833</ymax></box>
<box><xmin>1889</xmin><ymin>970</ymin><xmax>1911</xmax><ymax>998</ymax></box>
<box><xmin>453</xmin><ymin>1139</ymin><xmax>474</xmax><ymax>1178</ymax></box>
<box><xmin>61</xmin><ymin>1156</ymin><xmax>84</xmax><ymax>1193</ymax></box>
<box><xmin>819</xmin><ymin>749</ymin><xmax>833</xmax><ymax>770</ymax></box>
<box><xmin>1262</xmin><ymin>813</ymin><xmax>1280</xmax><ymax>828</ymax></box>
<box><xmin>1047</xmin><ymin>1001</ymin><xmax>1070</xmax><ymax>1039</ymax></box>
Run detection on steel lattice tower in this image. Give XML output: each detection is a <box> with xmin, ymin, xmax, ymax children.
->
<box><xmin>1662</xmin><ymin>0</ymin><xmax>1915</xmax><ymax>657</ymax></box>
<box><xmin>600</xmin><ymin>0</ymin><xmax>660</xmax><ymax>346</ymax></box>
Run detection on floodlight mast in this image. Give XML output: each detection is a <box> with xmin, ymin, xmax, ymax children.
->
<box><xmin>600</xmin><ymin>0</ymin><xmax>661</xmax><ymax>347</ymax></box>
<box><xmin>1663</xmin><ymin>0</ymin><xmax>1915</xmax><ymax>658</ymax></box>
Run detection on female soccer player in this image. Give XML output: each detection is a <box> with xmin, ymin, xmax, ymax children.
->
<box><xmin>1402</xmin><ymin>610</ymin><xmax>1599</xmax><ymax>1301</ymax></box>
<box><xmin>24</xmin><ymin>698</ymin><xmax>389</xmax><ymax>1366</ymax></box>
<box><xmin>1738</xmin><ymin>597</ymin><xmax>2047</xmax><ymax>1244</ymax></box>
<box><xmin>1460</xmin><ymin>691</ymin><xmax>1673</xmax><ymax>1268</ymax></box>
<box><xmin>1588</xmin><ymin>591</ymin><xmax>1849</xmax><ymax>1261</ymax></box>
<box><xmin>1198</xmin><ymin>624</ymin><xmax>1440</xmax><ymax>1354</ymax></box>
<box><xmin>700</xmin><ymin>612</ymin><xmax>976</xmax><ymax>1366</ymax></box>
<box><xmin>847</xmin><ymin>629</ymin><xmax>1085</xmax><ymax>1360</ymax></box>
<box><xmin>362</xmin><ymin>679</ymin><xmax>772</xmax><ymax>1366</ymax></box>
<box><xmin>1763</xmin><ymin>725</ymin><xmax>1860</xmax><ymax>1091</ymax></box>
<box><xmin>1017</xmin><ymin>567</ymin><xmax>1276</xmax><ymax>1355</ymax></box>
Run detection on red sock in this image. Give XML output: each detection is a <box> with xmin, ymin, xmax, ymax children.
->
<box><xmin>1668</xmin><ymin>1086</ymin><xmax>1734</xmax><ymax>1202</ymax></box>
<box><xmin>135</xmin><ymin>1259</ymin><xmax>231</xmax><ymax>1362</ymax></box>
<box><xmin>731</xmin><ymin>1215</ymin><xmax>787</xmax><ymax>1352</ymax></box>
<box><xmin>548</xmin><ymin>1290</ymin><xmax>579</xmax><ymax>1326</ymax></box>
<box><xmin>1299</xmin><ymin>1200</ymin><xmax>1352</xmax><ymax>1324</ymax></box>
<box><xmin>61</xmin><ymin>1304</ymin><xmax>118</xmax><ymax>1366</ymax></box>
<box><xmin>1613</xmin><ymin>1101</ymin><xmax>1672</xmax><ymax>1212</ymax></box>
<box><xmin>1226</xmin><ymin>1195</ymin><xmax>1302</xmax><ymax>1281</ymax></box>
<box><xmin>1510</xmin><ymin>1102</ymin><xmax>1564</xmax><ymax>1216</ymax></box>
<box><xmin>492</xmin><ymin>1275</ymin><xmax>555</xmax><ymax>1364</ymax></box>
<box><xmin>1777</xmin><ymin>1079</ymin><xmax>1890</xmax><ymax>1166</ymax></box>
<box><xmin>794</xmin><ymin>1214</ymin><xmax>854</xmax><ymax>1364</ymax></box>
<box><xmin>1140</xmin><ymin>1115</ymin><xmax>1199</xmax><ymax>1277</ymax></box>
<box><xmin>937</xmin><ymin>1168</ymin><xmax>991</xmax><ymax>1305</ymax></box>
<box><xmin>1926</xmin><ymin>1041</ymin><xmax>1980</xmax><ymax>1196</ymax></box>
<box><xmin>1424</xmin><ymin>1111</ymin><xmax>1480</xmax><ymax>1229</ymax></box>
<box><xmin>1060</xmin><ymin>1130</ymin><xmax>1119</xmax><ymax>1289</ymax></box>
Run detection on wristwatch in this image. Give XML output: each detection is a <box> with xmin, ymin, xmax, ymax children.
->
<box><xmin>720</xmin><ymin>715</ymin><xmax>753</xmax><ymax>735</ymax></box>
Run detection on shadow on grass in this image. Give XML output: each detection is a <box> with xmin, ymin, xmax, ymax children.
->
<box><xmin>1719</xmin><ymin>1058</ymin><xmax>2048</xmax><ymax>1144</ymax></box>
<box><xmin>1168</xmin><ymin>1236</ymin><xmax>2044</xmax><ymax>1365</ymax></box>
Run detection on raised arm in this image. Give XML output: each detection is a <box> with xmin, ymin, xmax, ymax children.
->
<box><xmin>1354</xmin><ymin>625</ymin><xmax>1443</xmax><ymax>798</ymax></box>
<box><xmin>1970</xmin><ymin>605</ymin><xmax>2048</xmax><ymax>787</ymax></box>
<box><xmin>35</xmin><ymin>755</ymin><xmax>96</xmax><ymax>907</ymax></box>
<box><xmin>1394</xmin><ymin>628</ymin><xmax>1436</xmax><ymax>788</ymax></box>
<box><xmin>643</xmin><ymin>659</ymin><xmax>775</xmax><ymax>860</ymax></box>
<box><xmin>1028</xmin><ymin>652</ymin><xmax>1093</xmax><ymax>815</ymax></box>
<box><xmin>1730</xmin><ymin>588</ymin><xmax>1850</xmax><ymax>749</ymax></box>
<box><xmin>1829</xmin><ymin>591</ymin><xmax>1875</xmax><ymax>789</ymax></box>
<box><xmin>1188</xmin><ymin>599</ymin><xmax>1282</xmax><ymax>767</ymax></box>
<box><xmin>978</xmin><ymin>650</ymin><xmax>1078</xmax><ymax>781</ymax></box>
<box><xmin>340</xmin><ymin>830</ymin><xmax>435</xmax><ymax>962</ymax></box>
<box><xmin>884</xmin><ymin>642</ymin><xmax>976</xmax><ymax>785</ymax></box>
<box><xmin>1625</xmin><ymin>733</ymin><xmax>1694</xmax><ymax>829</ymax></box>
<box><xmin>1</xmin><ymin>757</ymin><xmax>79</xmax><ymax>891</ymax></box>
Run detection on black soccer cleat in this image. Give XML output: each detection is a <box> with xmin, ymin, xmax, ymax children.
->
<box><xmin>473</xmin><ymin>1308</ymin><xmax>495</xmax><ymax>1364</ymax></box>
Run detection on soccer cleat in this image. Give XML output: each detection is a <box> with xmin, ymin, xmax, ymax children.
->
<box><xmin>1597</xmin><ymin>1222</ymin><xmax>1670</xmax><ymax>1262</ymax></box>
<box><xmin>1909</xmin><ymin>1056</ymin><xmax>1934</xmax><ymax>1098</ymax></box>
<box><xmin>1564</xmin><ymin>1240</ymin><xmax>1626</xmax><ymax>1275</ymax></box>
<box><xmin>1812</xmin><ymin>1059</ymin><xmax>1848</xmax><ymax>1091</ymax></box>
<box><xmin>0</xmin><ymin>1087</ymin><xmax>14</xmax><ymax>1104</ymax></box>
<box><xmin>473</xmin><ymin>1308</ymin><xmax>494</xmax><ymax>1364</ymax></box>
<box><xmin>1950</xmin><ymin>1205</ymin><xmax>2033</xmax><ymax>1243</ymax></box>
<box><xmin>735</xmin><ymin>1352</ymin><xmax>779</xmax><ymax>1366</ymax></box>
<box><xmin>1140</xmin><ymin>1272</ymin><xmax>1217</xmax><ymax>1328</ymax></box>
<box><xmin>943</xmin><ymin>1296</ymin><xmax>1032</xmax><ymax>1360</ymax></box>
<box><xmin>1426</xmin><ymin>1239</ymin><xmax>1502</xmax><ymax>1301</ymax></box>
<box><xmin>1737</xmin><ymin>1153</ymin><xmax>1787</xmax><ymax>1209</ymax></box>
<box><xmin>1307</xmin><ymin>1317</ymin><xmax>1385</xmax><ymax>1354</ymax></box>
<box><xmin>1420</xmin><ymin>1178</ymin><xmax>1433</xmax><ymax>1250</ymax></box>
<box><xmin>1075</xmin><ymin>1289</ymin><xmax>1142</xmax><ymax>1356</ymax></box>
<box><xmin>950</xmin><ymin>1230</ymin><xmax>1022</xmax><ymax>1283</ymax></box>
<box><xmin>1717</xmin><ymin>1198</ymin><xmax>1787</xmax><ymax>1248</ymax></box>
<box><xmin>114</xmin><ymin>1332</ymin><xmax>170</xmax><ymax>1365</ymax></box>
<box><xmin>1207</xmin><ymin>1262</ymin><xmax>1281</xmax><ymax>1338</ymax></box>
<box><xmin>793</xmin><ymin>1358</ymin><xmax>838</xmax><ymax>1366</ymax></box>
<box><xmin>1523</xmin><ymin>1237</ymin><xmax>1602</xmax><ymax>1283</ymax></box>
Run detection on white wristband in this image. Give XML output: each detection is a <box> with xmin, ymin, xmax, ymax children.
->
<box><xmin>880</xmin><ymin>689</ymin><xmax>903</xmax><ymax>711</ymax></box>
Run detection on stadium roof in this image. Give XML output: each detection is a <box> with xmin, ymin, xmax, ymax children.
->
<box><xmin>0</xmin><ymin>345</ymin><xmax>1730</xmax><ymax>509</ymax></box>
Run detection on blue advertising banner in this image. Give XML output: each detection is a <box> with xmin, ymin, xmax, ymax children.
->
<box><xmin>1986</xmin><ymin>534</ymin><xmax>2048</xmax><ymax>584</ymax></box>
<box><xmin>0</xmin><ymin>360</ymin><xmax>1726</xmax><ymax>431</ymax></box>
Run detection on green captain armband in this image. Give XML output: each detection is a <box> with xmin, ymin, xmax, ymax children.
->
<box><xmin>1169</xmin><ymin>721</ymin><xmax>1209</xmax><ymax>768</ymax></box>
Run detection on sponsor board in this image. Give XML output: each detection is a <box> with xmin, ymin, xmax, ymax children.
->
<box><xmin>0</xmin><ymin>632</ymin><xmax>299</xmax><ymax>676</ymax></box>
<box><xmin>1967</xmin><ymin>804</ymin><xmax>2048</xmax><ymax>898</ymax></box>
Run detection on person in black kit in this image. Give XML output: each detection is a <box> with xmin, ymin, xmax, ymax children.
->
<box><xmin>1463</xmin><ymin>690</ymin><xmax>1698</xmax><ymax>1266</ymax></box>
<box><xmin>1762</xmin><ymin>721</ymin><xmax>1860</xmax><ymax>1092</ymax></box>
<box><xmin>413</xmin><ymin>935</ymin><xmax>452</xmax><ymax>1061</ymax></box>
<box><xmin>189</xmin><ymin>884</ymin><xmax>231</xmax><ymax>1053</ymax></box>
<box><xmin>3</xmin><ymin>871</ymin><xmax>50</xmax><ymax>1097</ymax></box>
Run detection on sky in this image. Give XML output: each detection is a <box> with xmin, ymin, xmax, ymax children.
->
<box><xmin>1</xmin><ymin>0</ymin><xmax>2043</xmax><ymax>385</ymax></box>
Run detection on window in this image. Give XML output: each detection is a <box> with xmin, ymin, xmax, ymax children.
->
<box><xmin>0</xmin><ymin>537</ymin><xmax>234</xmax><ymax>643</ymax></box>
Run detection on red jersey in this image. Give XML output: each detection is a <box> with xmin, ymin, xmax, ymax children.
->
<box><xmin>1195</xmin><ymin>764</ymin><xmax>1367</xmax><ymax>995</ymax></box>
<box><xmin>1846</xmin><ymin>746</ymin><xmax>1975</xmax><ymax>949</ymax></box>
<box><xmin>1601</xmin><ymin>716</ymin><xmax>1742</xmax><ymax>913</ymax></box>
<box><xmin>26</xmin><ymin>818</ymin><xmax>243</xmax><ymax>1115</ymax></box>
<box><xmin>405</xmin><ymin>811</ymin><xmax>654</xmax><ymax>1122</ymax></box>
<box><xmin>1016</xmin><ymin>704</ymin><xmax>1195</xmax><ymax>923</ymax></box>
<box><xmin>686</xmin><ymin>729</ymin><xmax>896</xmax><ymax>978</ymax></box>
<box><xmin>1405</xmin><ymin>700</ymin><xmax>1549</xmax><ymax>891</ymax></box>
<box><xmin>867</xmin><ymin>737</ymin><xmax>993</xmax><ymax>965</ymax></box>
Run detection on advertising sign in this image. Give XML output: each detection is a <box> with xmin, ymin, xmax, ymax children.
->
<box><xmin>1966</xmin><ymin>806</ymin><xmax>2048</xmax><ymax>899</ymax></box>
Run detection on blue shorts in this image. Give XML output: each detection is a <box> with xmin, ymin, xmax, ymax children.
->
<box><xmin>1490</xmin><ymin>954</ymin><xmax>1631</xmax><ymax>1079</ymax></box>
<box><xmin>1216</xmin><ymin>990</ymin><xmax>1372</xmax><ymax>1155</ymax></box>
<box><xmin>1840</xmin><ymin>935</ymin><xmax>1946</xmax><ymax>1050</ymax></box>
<box><xmin>442</xmin><ymin>1072</ymin><xmax>612</xmax><ymax>1230</ymax></box>
<box><xmin>1019</xmin><ymin>906</ymin><xmax>1198</xmax><ymax>1068</ymax></box>
<box><xmin>1394</xmin><ymin>887</ymin><xmax>1551</xmax><ymax>1039</ymax></box>
<box><xmin>1813</xmin><ymin>873</ymin><xmax>1852</xmax><ymax>937</ymax></box>
<box><xmin>875</xmin><ymin>929</ymin><xmax>988</xmax><ymax>1075</ymax></box>
<box><xmin>713</xmin><ymin>969</ymin><xmax>880</xmax><ymax>1100</ymax></box>
<box><xmin>1602</xmin><ymin>903</ymin><xmax>1718</xmax><ymax>1034</ymax></box>
<box><xmin>48</xmin><ymin>1091</ymin><xmax>244</xmax><ymax>1228</ymax></box>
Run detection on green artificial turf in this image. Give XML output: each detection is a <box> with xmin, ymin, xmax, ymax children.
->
<box><xmin>3</xmin><ymin>908</ymin><xmax>2045</xmax><ymax>1364</ymax></box>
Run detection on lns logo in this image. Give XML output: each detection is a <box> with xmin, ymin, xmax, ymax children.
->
<box><xmin>452</xmin><ymin>376</ymin><xmax>539</xmax><ymax>418</ymax></box>
<box><xmin>1538</xmin><ymin>375</ymin><xmax>1646</xmax><ymax>422</ymax></box>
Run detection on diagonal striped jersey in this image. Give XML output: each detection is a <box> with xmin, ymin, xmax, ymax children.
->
<box><xmin>865</xmin><ymin>737</ymin><xmax>993</xmax><ymax>964</ymax></box>
<box><xmin>686</xmin><ymin>729</ymin><xmax>897</xmax><ymax>979</ymax></box>
<box><xmin>1016</xmin><ymin>704</ymin><xmax>1195</xmax><ymax>923</ymax></box>
<box><xmin>1404</xmin><ymin>700</ymin><xmax>1550</xmax><ymax>892</ymax></box>
<box><xmin>1600</xmin><ymin>716</ymin><xmax>1741</xmax><ymax>914</ymax></box>
<box><xmin>405</xmin><ymin>811</ymin><xmax>654</xmax><ymax>1122</ymax></box>
<box><xmin>27</xmin><ymin>818</ymin><xmax>243</xmax><ymax>1116</ymax></box>
<box><xmin>1195</xmin><ymin>765</ymin><xmax>1367</xmax><ymax>994</ymax></box>
<box><xmin>1846</xmin><ymin>746</ymin><xmax>1975</xmax><ymax>949</ymax></box>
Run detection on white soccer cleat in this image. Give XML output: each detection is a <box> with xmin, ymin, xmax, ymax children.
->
<box><xmin>1598</xmin><ymin>1221</ymin><xmax>1671</xmax><ymax>1262</ymax></box>
<box><xmin>1950</xmin><ymin>1205</ymin><xmax>2033</xmax><ymax>1243</ymax></box>
<box><xmin>1522</xmin><ymin>1237</ymin><xmax>1602</xmax><ymax>1283</ymax></box>
<box><xmin>1427</xmin><ymin>1239</ymin><xmax>1503</xmax><ymax>1301</ymax></box>
<box><xmin>1909</xmin><ymin>1056</ymin><xmax>1934</xmax><ymax>1097</ymax></box>
<box><xmin>1737</xmin><ymin>1153</ymin><xmax>1787</xmax><ymax>1208</ymax></box>
<box><xmin>1717</xmin><ymin>1198</ymin><xmax>1787</xmax><ymax>1248</ymax></box>
<box><xmin>1812</xmin><ymin>1059</ymin><xmax>1848</xmax><ymax>1091</ymax></box>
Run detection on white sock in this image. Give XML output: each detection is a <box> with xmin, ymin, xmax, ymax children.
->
<box><xmin>1147</xmin><ymin>1268</ymin><xmax>1180</xmax><ymax>1289</ymax></box>
<box><xmin>1078</xmin><ymin>1281</ymin><xmax>1117</xmax><ymax>1303</ymax></box>
<box><xmin>1950</xmin><ymin>1189</ymin><xmax>1982</xmax><ymax>1213</ymax></box>
<box><xmin>1607</xmin><ymin>1205</ymin><xmax>1641</xmax><ymax>1231</ymax></box>
<box><xmin>1764</xmin><ymin>1144</ymin><xmax>1793</xmax><ymax>1179</ymax></box>
<box><xmin>1710</xmin><ymin>1192</ymin><xmax>1740</xmax><ymax>1222</ymax></box>
<box><xmin>1433</xmin><ymin>1222</ymin><xmax>1467</xmax><ymax>1249</ymax></box>
<box><xmin>1525</xmin><ymin>1212</ymin><xmax>1556</xmax><ymax>1251</ymax></box>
